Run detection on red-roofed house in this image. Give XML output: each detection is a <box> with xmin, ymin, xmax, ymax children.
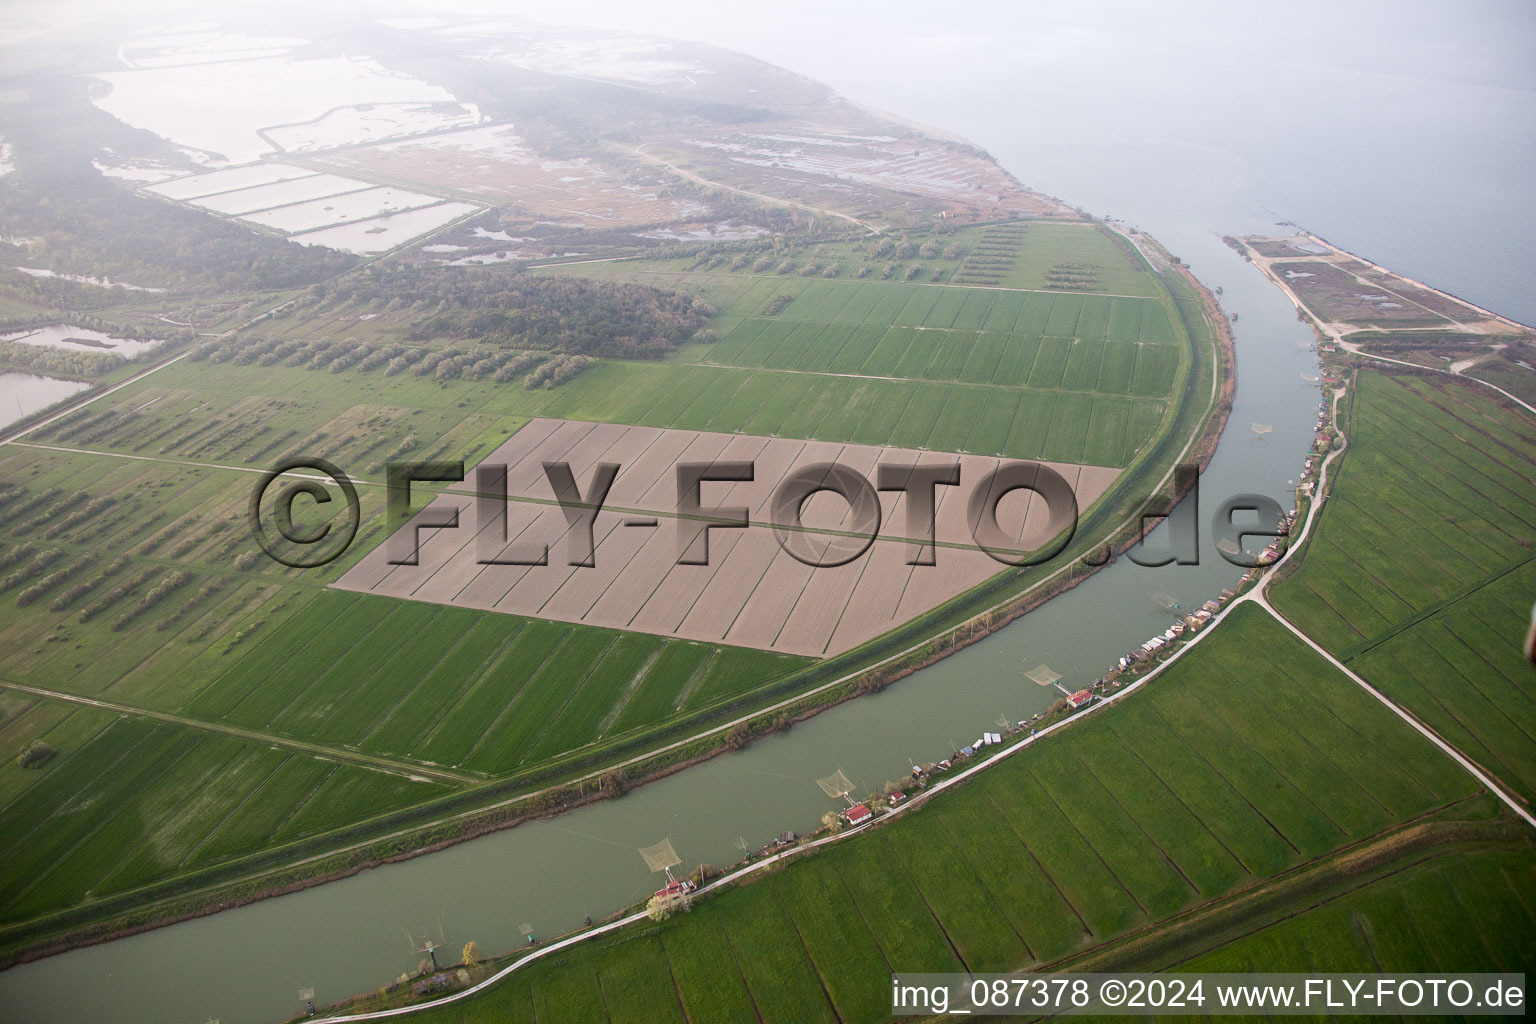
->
<box><xmin>1068</xmin><ymin>689</ymin><xmax>1095</xmax><ymax>709</ymax></box>
<box><xmin>843</xmin><ymin>803</ymin><xmax>873</xmax><ymax>826</ymax></box>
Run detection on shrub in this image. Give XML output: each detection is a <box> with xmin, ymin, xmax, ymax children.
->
<box><xmin>762</xmin><ymin>294</ymin><xmax>795</xmax><ymax>316</ymax></box>
<box><xmin>524</xmin><ymin>354</ymin><xmax>596</xmax><ymax>390</ymax></box>
<box><xmin>17</xmin><ymin>740</ymin><xmax>56</xmax><ymax>769</ymax></box>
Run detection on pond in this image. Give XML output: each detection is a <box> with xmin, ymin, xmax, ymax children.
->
<box><xmin>0</xmin><ymin>324</ymin><xmax>167</xmax><ymax>359</ymax></box>
<box><xmin>0</xmin><ymin>371</ymin><xmax>90</xmax><ymax>431</ymax></box>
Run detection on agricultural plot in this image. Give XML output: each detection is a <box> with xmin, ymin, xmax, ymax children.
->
<box><xmin>36</xmin><ymin>348</ymin><xmax>1165</xmax><ymax>473</ymax></box>
<box><xmin>179</xmin><ymin>589</ymin><xmax>802</xmax><ymax>773</ymax></box>
<box><xmin>27</xmin><ymin>363</ymin><xmax>530</xmax><ymax>478</ymax></box>
<box><xmin>240</xmin><ymin>186</ymin><xmax>450</xmax><ymax>233</ymax></box>
<box><xmin>1272</xmin><ymin>371</ymin><xmax>1536</xmax><ymax>805</ymax></box>
<box><xmin>0</xmin><ymin>708</ymin><xmax>453</xmax><ymax>923</ymax></box>
<box><xmin>1178</xmin><ymin>849</ymin><xmax>1536</xmax><ymax>976</ymax></box>
<box><xmin>0</xmin><ymin>433</ymin><xmax>812</xmax><ymax>929</ymax></box>
<box><xmin>184</xmin><ymin>173</ymin><xmax>379</xmax><ymax>215</ymax></box>
<box><xmin>534</xmin><ymin>220</ymin><xmax>1160</xmax><ymax>299</ymax></box>
<box><xmin>532</xmin><ymin>243</ymin><xmax>1183</xmax><ymax>478</ymax></box>
<box><xmin>144</xmin><ymin>161</ymin><xmax>485</xmax><ymax>254</ymax></box>
<box><xmin>0</xmin><ymin>214</ymin><xmax>1206</xmax><ymax>943</ymax></box>
<box><xmin>520</xmin><ymin>241</ymin><xmax>1187</xmax><ymax>471</ymax></box>
<box><xmin>143</xmin><ymin>162</ymin><xmax>317</xmax><ymax>200</ymax></box>
<box><xmin>406</xmin><ymin>605</ymin><xmax>1487</xmax><ymax>1023</ymax></box>
<box><xmin>334</xmin><ymin>418</ymin><xmax>1123</xmax><ymax>657</ymax></box>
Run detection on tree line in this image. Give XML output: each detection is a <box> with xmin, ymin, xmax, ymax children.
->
<box><xmin>303</xmin><ymin>267</ymin><xmax>713</xmax><ymax>359</ymax></box>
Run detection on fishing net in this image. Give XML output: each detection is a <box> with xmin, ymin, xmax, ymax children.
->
<box><xmin>816</xmin><ymin>770</ymin><xmax>856</xmax><ymax>800</ymax></box>
<box><xmin>638</xmin><ymin>838</ymin><xmax>681</xmax><ymax>873</ymax></box>
<box><xmin>1024</xmin><ymin>665</ymin><xmax>1061</xmax><ymax>687</ymax></box>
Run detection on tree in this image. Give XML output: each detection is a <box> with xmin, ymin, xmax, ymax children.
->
<box><xmin>462</xmin><ymin>941</ymin><xmax>482</xmax><ymax>967</ymax></box>
<box><xmin>597</xmin><ymin>769</ymin><xmax>626</xmax><ymax>798</ymax></box>
<box><xmin>646</xmin><ymin>892</ymin><xmax>692</xmax><ymax>921</ymax></box>
<box><xmin>17</xmin><ymin>740</ymin><xmax>56</xmax><ymax>769</ymax></box>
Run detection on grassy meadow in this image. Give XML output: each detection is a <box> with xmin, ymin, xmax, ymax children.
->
<box><xmin>1271</xmin><ymin>371</ymin><xmax>1536</xmax><ymax>805</ymax></box>
<box><xmin>380</xmin><ymin>604</ymin><xmax>1515</xmax><ymax>1023</ymax></box>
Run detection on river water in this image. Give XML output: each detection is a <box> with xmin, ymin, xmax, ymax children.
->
<box><xmin>4</xmin><ymin>9</ymin><xmax>1532</xmax><ymax>1022</ymax></box>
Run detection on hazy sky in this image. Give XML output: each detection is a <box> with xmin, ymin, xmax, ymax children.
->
<box><xmin>6</xmin><ymin>0</ymin><xmax>1531</xmax><ymax>317</ymax></box>
<box><xmin>5</xmin><ymin>0</ymin><xmax>1534</xmax><ymax>97</ymax></box>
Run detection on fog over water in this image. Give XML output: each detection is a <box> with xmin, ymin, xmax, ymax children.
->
<box><xmin>538</xmin><ymin>0</ymin><xmax>1536</xmax><ymax>323</ymax></box>
<box><xmin>0</xmin><ymin>4</ymin><xmax>1532</xmax><ymax>1022</ymax></box>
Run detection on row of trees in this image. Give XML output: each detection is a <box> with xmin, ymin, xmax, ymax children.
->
<box><xmin>0</xmin><ymin>338</ymin><xmax>122</xmax><ymax>378</ymax></box>
<box><xmin>192</xmin><ymin>335</ymin><xmax>565</xmax><ymax>386</ymax></box>
<box><xmin>303</xmin><ymin>268</ymin><xmax>712</xmax><ymax>360</ymax></box>
<box><xmin>524</xmin><ymin>353</ymin><xmax>595</xmax><ymax>389</ymax></box>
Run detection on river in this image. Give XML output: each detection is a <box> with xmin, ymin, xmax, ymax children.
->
<box><xmin>4</xmin><ymin>6</ymin><xmax>1532</xmax><ymax>1022</ymax></box>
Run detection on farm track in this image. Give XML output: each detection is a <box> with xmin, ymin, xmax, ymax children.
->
<box><xmin>1246</xmin><ymin>380</ymin><xmax>1535</xmax><ymax>825</ymax></box>
<box><xmin>0</xmin><ymin>680</ymin><xmax>481</xmax><ymax>785</ymax></box>
<box><xmin>605</xmin><ymin>262</ymin><xmax>1160</xmax><ymax>300</ymax></box>
<box><xmin>619</xmin><ymin>144</ymin><xmax>880</xmax><ymax>235</ymax></box>
<box><xmin>691</xmin><ymin>355</ymin><xmax>1172</xmax><ymax>400</ymax></box>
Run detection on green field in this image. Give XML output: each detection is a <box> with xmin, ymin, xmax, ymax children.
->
<box><xmin>0</xmin><ymin>587</ymin><xmax>798</xmax><ymax>920</ymax></box>
<box><xmin>0</xmin><ymin>439</ymin><xmax>804</xmax><ymax>925</ymax></box>
<box><xmin>42</xmin><ymin>218</ymin><xmax>1177</xmax><ymax>475</ymax></box>
<box><xmin>0</xmin><ymin>217</ymin><xmax>1217</xmax><ymax>955</ymax></box>
<box><xmin>0</xmin><ymin>708</ymin><xmax>452</xmax><ymax>919</ymax></box>
<box><xmin>30</xmin><ymin>235</ymin><xmax>1183</xmax><ymax>470</ymax></box>
<box><xmin>1271</xmin><ymin>371</ymin><xmax>1536</xmax><ymax>805</ymax></box>
<box><xmin>1172</xmin><ymin>849</ymin><xmax>1536</xmax><ymax>976</ymax></box>
<box><xmin>379</xmin><ymin>605</ymin><xmax>1511</xmax><ymax>1023</ymax></box>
